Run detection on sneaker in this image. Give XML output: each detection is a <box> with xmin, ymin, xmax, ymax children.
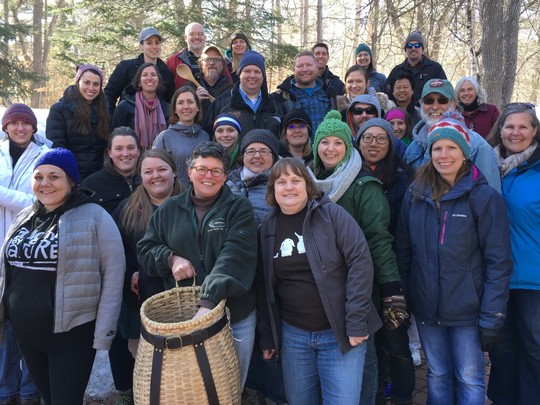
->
<box><xmin>411</xmin><ymin>347</ymin><xmax>422</xmax><ymax>367</ymax></box>
<box><xmin>116</xmin><ymin>389</ymin><xmax>134</xmax><ymax>405</ymax></box>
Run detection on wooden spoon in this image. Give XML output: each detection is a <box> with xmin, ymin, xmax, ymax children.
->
<box><xmin>176</xmin><ymin>64</ymin><xmax>215</xmax><ymax>101</ymax></box>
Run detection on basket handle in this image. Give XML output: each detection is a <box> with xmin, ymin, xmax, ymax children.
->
<box><xmin>175</xmin><ymin>277</ymin><xmax>197</xmax><ymax>288</ymax></box>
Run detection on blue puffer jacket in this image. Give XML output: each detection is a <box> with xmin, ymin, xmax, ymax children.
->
<box><xmin>404</xmin><ymin>117</ymin><xmax>501</xmax><ymax>192</ymax></box>
<box><xmin>501</xmin><ymin>146</ymin><xmax>540</xmax><ymax>290</ymax></box>
<box><xmin>226</xmin><ymin>168</ymin><xmax>271</xmax><ymax>227</ymax></box>
<box><xmin>396</xmin><ymin>165</ymin><xmax>513</xmax><ymax>330</ymax></box>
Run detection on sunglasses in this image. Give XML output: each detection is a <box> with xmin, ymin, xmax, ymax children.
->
<box><xmin>422</xmin><ymin>97</ymin><xmax>450</xmax><ymax>105</ymax></box>
<box><xmin>503</xmin><ymin>102</ymin><xmax>536</xmax><ymax>111</ymax></box>
<box><xmin>287</xmin><ymin>123</ymin><xmax>307</xmax><ymax>130</ymax></box>
<box><xmin>406</xmin><ymin>42</ymin><xmax>423</xmax><ymax>49</ymax></box>
<box><xmin>352</xmin><ymin>106</ymin><xmax>377</xmax><ymax>116</ymax></box>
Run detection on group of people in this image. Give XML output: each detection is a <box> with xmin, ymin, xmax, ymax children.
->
<box><xmin>0</xmin><ymin>20</ymin><xmax>538</xmax><ymax>405</ymax></box>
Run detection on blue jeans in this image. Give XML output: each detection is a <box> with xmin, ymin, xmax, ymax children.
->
<box><xmin>0</xmin><ymin>321</ymin><xmax>39</xmax><ymax>401</ymax></box>
<box><xmin>280</xmin><ymin>320</ymin><xmax>367</xmax><ymax>405</ymax></box>
<box><xmin>417</xmin><ymin>323</ymin><xmax>486</xmax><ymax>405</ymax></box>
<box><xmin>231</xmin><ymin>309</ymin><xmax>256</xmax><ymax>390</ymax></box>
<box><xmin>360</xmin><ymin>336</ymin><xmax>378</xmax><ymax>405</ymax></box>
<box><xmin>488</xmin><ymin>289</ymin><xmax>540</xmax><ymax>405</ymax></box>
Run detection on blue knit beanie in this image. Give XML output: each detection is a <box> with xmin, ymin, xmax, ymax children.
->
<box><xmin>239</xmin><ymin>51</ymin><xmax>265</xmax><ymax>76</ymax></box>
<box><xmin>34</xmin><ymin>148</ymin><xmax>80</xmax><ymax>184</ymax></box>
<box><xmin>214</xmin><ymin>114</ymin><xmax>242</xmax><ymax>135</ymax></box>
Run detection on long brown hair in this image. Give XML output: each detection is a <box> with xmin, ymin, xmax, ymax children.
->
<box><xmin>416</xmin><ymin>160</ymin><xmax>471</xmax><ymax>202</ymax></box>
<box><xmin>119</xmin><ymin>149</ymin><xmax>184</xmax><ymax>235</ymax></box>
<box><xmin>168</xmin><ymin>86</ymin><xmax>203</xmax><ymax>125</ymax></box>
<box><xmin>73</xmin><ymin>68</ymin><xmax>110</xmax><ymax>139</ymax></box>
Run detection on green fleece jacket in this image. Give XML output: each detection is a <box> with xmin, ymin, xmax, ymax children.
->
<box><xmin>137</xmin><ymin>185</ymin><xmax>257</xmax><ymax>323</ymax></box>
<box><xmin>335</xmin><ymin>168</ymin><xmax>402</xmax><ymax>309</ymax></box>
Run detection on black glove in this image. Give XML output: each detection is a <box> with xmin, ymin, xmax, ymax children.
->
<box><xmin>479</xmin><ymin>327</ymin><xmax>501</xmax><ymax>352</ymax></box>
<box><xmin>382</xmin><ymin>295</ymin><xmax>409</xmax><ymax>330</ymax></box>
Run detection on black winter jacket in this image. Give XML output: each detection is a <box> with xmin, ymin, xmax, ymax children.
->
<box><xmin>104</xmin><ymin>54</ymin><xmax>175</xmax><ymax>117</ymax></box>
<box><xmin>204</xmin><ymin>82</ymin><xmax>281</xmax><ymax>138</ymax></box>
<box><xmin>46</xmin><ymin>86</ymin><xmax>109</xmax><ymax>180</ymax></box>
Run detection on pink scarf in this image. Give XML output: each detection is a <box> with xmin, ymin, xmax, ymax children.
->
<box><xmin>134</xmin><ymin>91</ymin><xmax>167</xmax><ymax>149</ymax></box>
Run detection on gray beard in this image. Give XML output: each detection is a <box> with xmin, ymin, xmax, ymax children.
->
<box><xmin>204</xmin><ymin>69</ymin><xmax>221</xmax><ymax>83</ymax></box>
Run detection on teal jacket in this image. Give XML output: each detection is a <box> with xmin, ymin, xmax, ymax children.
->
<box><xmin>335</xmin><ymin>168</ymin><xmax>402</xmax><ymax>307</ymax></box>
<box><xmin>137</xmin><ymin>185</ymin><xmax>257</xmax><ymax>323</ymax></box>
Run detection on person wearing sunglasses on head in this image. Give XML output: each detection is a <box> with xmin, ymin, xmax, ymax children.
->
<box><xmin>384</xmin><ymin>31</ymin><xmax>447</xmax><ymax>105</ymax></box>
<box><xmin>403</xmin><ymin>79</ymin><xmax>501</xmax><ymax>192</ymax></box>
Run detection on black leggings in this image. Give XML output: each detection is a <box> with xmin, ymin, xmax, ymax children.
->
<box><xmin>16</xmin><ymin>321</ymin><xmax>96</xmax><ymax>405</ymax></box>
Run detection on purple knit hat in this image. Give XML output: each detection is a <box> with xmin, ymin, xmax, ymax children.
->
<box><xmin>2</xmin><ymin>103</ymin><xmax>38</xmax><ymax>133</ymax></box>
<box><xmin>74</xmin><ymin>64</ymin><xmax>104</xmax><ymax>85</ymax></box>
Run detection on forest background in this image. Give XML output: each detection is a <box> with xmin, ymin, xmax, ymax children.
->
<box><xmin>1</xmin><ymin>0</ymin><xmax>539</xmax><ymax>110</ymax></box>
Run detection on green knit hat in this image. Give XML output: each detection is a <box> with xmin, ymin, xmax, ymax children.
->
<box><xmin>313</xmin><ymin>110</ymin><xmax>354</xmax><ymax>169</ymax></box>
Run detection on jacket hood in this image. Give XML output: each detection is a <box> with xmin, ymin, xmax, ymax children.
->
<box><xmin>347</xmin><ymin>94</ymin><xmax>382</xmax><ymax>117</ymax></box>
<box><xmin>167</xmin><ymin>122</ymin><xmax>204</xmax><ymax>137</ymax></box>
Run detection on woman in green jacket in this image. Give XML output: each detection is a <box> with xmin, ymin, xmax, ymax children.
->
<box><xmin>137</xmin><ymin>141</ymin><xmax>257</xmax><ymax>389</ymax></box>
<box><xmin>311</xmin><ymin>110</ymin><xmax>410</xmax><ymax>404</ymax></box>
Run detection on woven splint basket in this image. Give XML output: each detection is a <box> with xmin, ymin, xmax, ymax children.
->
<box><xmin>133</xmin><ymin>282</ymin><xmax>241</xmax><ymax>405</ymax></box>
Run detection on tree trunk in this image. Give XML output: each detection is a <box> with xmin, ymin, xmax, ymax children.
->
<box><xmin>316</xmin><ymin>0</ymin><xmax>322</xmax><ymax>42</ymax></box>
<box><xmin>30</xmin><ymin>0</ymin><xmax>44</xmax><ymax>108</ymax></box>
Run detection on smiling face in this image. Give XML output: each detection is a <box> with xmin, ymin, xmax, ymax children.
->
<box><xmin>274</xmin><ymin>170</ymin><xmax>308</xmax><ymax>215</ymax></box>
<box><xmin>140</xmin><ymin>36</ymin><xmax>162</xmax><ymax>62</ymax></box>
<box><xmin>501</xmin><ymin>112</ymin><xmax>537</xmax><ymax>155</ymax></box>
<box><xmin>359</xmin><ymin>126</ymin><xmax>390</xmax><ymax>165</ymax></box>
<box><xmin>175</xmin><ymin>91</ymin><xmax>199</xmax><ymax>125</ymax></box>
<box><xmin>141</xmin><ymin>157</ymin><xmax>176</xmax><ymax>205</ymax></box>
<box><xmin>318</xmin><ymin>136</ymin><xmax>347</xmax><ymax>170</ymax></box>
<box><xmin>78</xmin><ymin>71</ymin><xmax>101</xmax><ymax>103</ymax></box>
<box><xmin>389</xmin><ymin>118</ymin><xmax>407</xmax><ymax>139</ymax></box>
<box><xmin>393</xmin><ymin>78</ymin><xmax>413</xmax><ymax>105</ymax></box>
<box><xmin>458</xmin><ymin>80</ymin><xmax>477</xmax><ymax>105</ymax></box>
<box><xmin>239</xmin><ymin>65</ymin><xmax>263</xmax><ymax>97</ymax></box>
<box><xmin>188</xmin><ymin>156</ymin><xmax>226</xmax><ymax>198</ymax></box>
<box><xmin>431</xmin><ymin>138</ymin><xmax>465</xmax><ymax>186</ymax></box>
<box><xmin>356</xmin><ymin>51</ymin><xmax>371</xmax><ymax>68</ymax></box>
<box><xmin>6</xmin><ymin>120</ymin><xmax>34</xmax><ymax>148</ymax></box>
<box><xmin>421</xmin><ymin>93</ymin><xmax>456</xmax><ymax>126</ymax></box>
<box><xmin>286</xmin><ymin>120</ymin><xmax>310</xmax><ymax>148</ymax></box>
<box><xmin>140</xmin><ymin>65</ymin><xmax>159</xmax><ymax>95</ymax></box>
<box><xmin>351</xmin><ymin>102</ymin><xmax>378</xmax><ymax>130</ymax></box>
<box><xmin>243</xmin><ymin>142</ymin><xmax>273</xmax><ymax>174</ymax></box>
<box><xmin>108</xmin><ymin>135</ymin><xmax>140</xmax><ymax>176</ymax></box>
<box><xmin>346</xmin><ymin>71</ymin><xmax>368</xmax><ymax>98</ymax></box>
<box><xmin>32</xmin><ymin>165</ymin><xmax>74</xmax><ymax>211</ymax></box>
<box><xmin>313</xmin><ymin>46</ymin><xmax>329</xmax><ymax>73</ymax></box>
<box><xmin>294</xmin><ymin>55</ymin><xmax>319</xmax><ymax>88</ymax></box>
<box><xmin>214</xmin><ymin>125</ymin><xmax>239</xmax><ymax>150</ymax></box>
<box><xmin>405</xmin><ymin>41</ymin><xmax>424</xmax><ymax>65</ymax></box>
<box><xmin>232</xmin><ymin>38</ymin><xmax>248</xmax><ymax>56</ymax></box>
<box><xmin>185</xmin><ymin>23</ymin><xmax>206</xmax><ymax>54</ymax></box>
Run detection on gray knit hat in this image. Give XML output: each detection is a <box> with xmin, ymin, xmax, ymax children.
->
<box><xmin>404</xmin><ymin>31</ymin><xmax>425</xmax><ymax>49</ymax></box>
<box><xmin>241</xmin><ymin>129</ymin><xmax>280</xmax><ymax>160</ymax></box>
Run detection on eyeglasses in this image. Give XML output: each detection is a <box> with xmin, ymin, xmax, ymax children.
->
<box><xmin>361</xmin><ymin>135</ymin><xmax>389</xmax><ymax>144</ymax></box>
<box><xmin>422</xmin><ymin>96</ymin><xmax>450</xmax><ymax>105</ymax></box>
<box><xmin>188</xmin><ymin>32</ymin><xmax>205</xmax><ymax>38</ymax></box>
<box><xmin>191</xmin><ymin>166</ymin><xmax>225</xmax><ymax>177</ymax></box>
<box><xmin>287</xmin><ymin>123</ymin><xmax>307</xmax><ymax>130</ymax></box>
<box><xmin>203</xmin><ymin>57</ymin><xmax>223</xmax><ymax>64</ymax></box>
<box><xmin>406</xmin><ymin>42</ymin><xmax>422</xmax><ymax>49</ymax></box>
<box><xmin>244</xmin><ymin>148</ymin><xmax>272</xmax><ymax>157</ymax></box>
<box><xmin>504</xmin><ymin>102</ymin><xmax>536</xmax><ymax>111</ymax></box>
<box><xmin>352</xmin><ymin>106</ymin><xmax>377</xmax><ymax>116</ymax></box>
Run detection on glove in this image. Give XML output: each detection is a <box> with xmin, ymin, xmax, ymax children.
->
<box><xmin>382</xmin><ymin>295</ymin><xmax>409</xmax><ymax>330</ymax></box>
<box><xmin>479</xmin><ymin>327</ymin><xmax>501</xmax><ymax>352</ymax></box>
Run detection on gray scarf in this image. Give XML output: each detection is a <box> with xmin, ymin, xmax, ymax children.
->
<box><xmin>310</xmin><ymin>149</ymin><xmax>363</xmax><ymax>202</ymax></box>
<box><xmin>496</xmin><ymin>141</ymin><xmax>538</xmax><ymax>178</ymax></box>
